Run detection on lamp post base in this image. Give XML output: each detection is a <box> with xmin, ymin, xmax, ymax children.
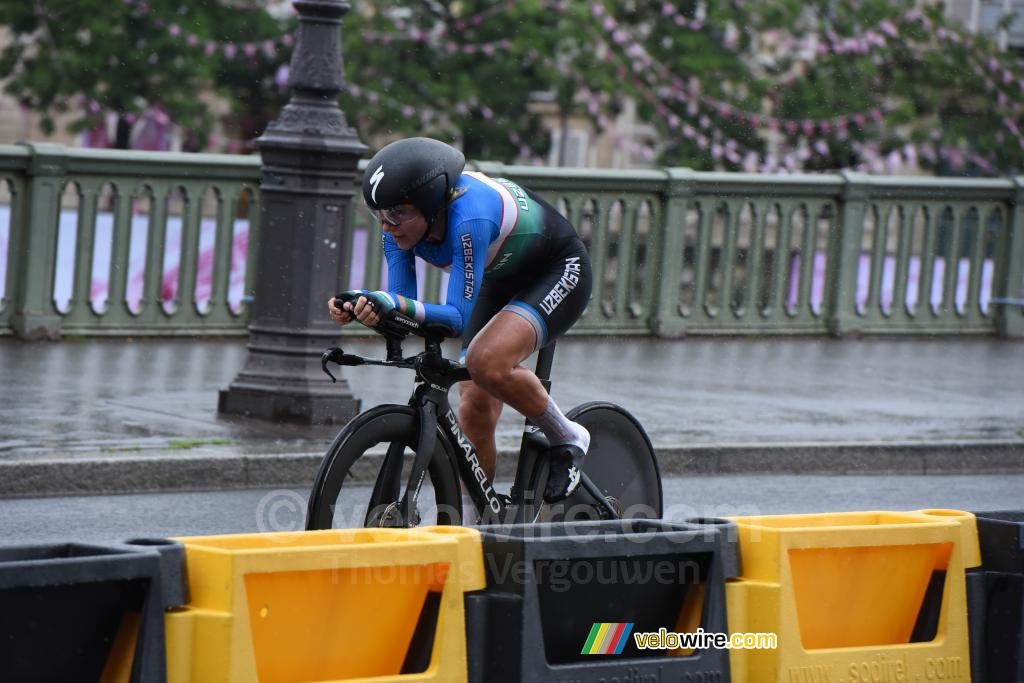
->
<box><xmin>218</xmin><ymin>386</ymin><xmax>359</xmax><ymax>425</ymax></box>
<box><xmin>219</xmin><ymin>327</ymin><xmax>361</xmax><ymax>425</ymax></box>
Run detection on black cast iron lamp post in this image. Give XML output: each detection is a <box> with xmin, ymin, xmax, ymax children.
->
<box><xmin>219</xmin><ymin>0</ymin><xmax>366</xmax><ymax>423</ymax></box>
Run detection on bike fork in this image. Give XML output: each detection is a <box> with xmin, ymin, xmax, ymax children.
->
<box><xmin>397</xmin><ymin>401</ymin><xmax>438</xmax><ymax>527</ymax></box>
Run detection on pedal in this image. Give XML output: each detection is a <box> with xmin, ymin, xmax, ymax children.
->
<box><xmin>602</xmin><ymin>496</ymin><xmax>624</xmax><ymax>520</ymax></box>
<box><xmin>370</xmin><ymin>501</ymin><xmax>410</xmax><ymax>528</ymax></box>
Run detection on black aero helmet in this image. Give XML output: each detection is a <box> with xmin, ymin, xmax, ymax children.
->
<box><xmin>362</xmin><ymin>137</ymin><xmax>466</xmax><ymax>224</ymax></box>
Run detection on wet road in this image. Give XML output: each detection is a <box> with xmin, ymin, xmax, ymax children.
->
<box><xmin>2</xmin><ymin>336</ymin><xmax>1021</xmax><ymax>461</ymax></box>
<box><xmin>0</xmin><ymin>472</ymin><xmax>1019</xmax><ymax>546</ymax></box>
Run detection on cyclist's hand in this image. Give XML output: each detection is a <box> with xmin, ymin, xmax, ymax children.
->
<box><xmin>329</xmin><ymin>290</ymin><xmax>366</xmax><ymax>326</ymax></box>
<box><xmin>353</xmin><ymin>291</ymin><xmax>396</xmax><ymax>328</ymax></box>
<box><xmin>328</xmin><ymin>297</ymin><xmax>352</xmax><ymax>325</ymax></box>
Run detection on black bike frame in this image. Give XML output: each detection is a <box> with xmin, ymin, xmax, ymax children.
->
<box><xmin>395</xmin><ymin>338</ymin><xmax>618</xmax><ymax>525</ymax></box>
<box><xmin>323</xmin><ymin>328</ymin><xmax>617</xmax><ymax>526</ymax></box>
<box><xmin>396</xmin><ymin>340</ymin><xmax>556</xmax><ymax>525</ymax></box>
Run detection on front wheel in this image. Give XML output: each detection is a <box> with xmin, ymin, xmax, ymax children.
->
<box><xmin>545</xmin><ymin>402</ymin><xmax>663</xmax><ymax>522</ymax></box>
<box><xmin>306</xmin><ymin>405</ymin><xmax>463</xmax><ymax>530</ymax></box>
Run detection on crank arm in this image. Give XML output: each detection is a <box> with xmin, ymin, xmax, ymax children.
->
<box><xmin>578</xmin><ymin>473</ymin><xmax>620</xmax><ymax>519</ymax></box>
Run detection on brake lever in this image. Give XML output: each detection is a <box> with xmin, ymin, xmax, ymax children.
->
<box><xmin>320</xmin><ymin>347</ymin><xmax>366</xmax><ymax>383</ymax></box>
<box><xmin>321</xmin><ymin>348</ymin><xmax>342</xmax><ymax>382</ymax></box>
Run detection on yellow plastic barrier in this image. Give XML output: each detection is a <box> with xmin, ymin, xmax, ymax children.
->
<box><xmin>165</xmin><ymin>526</ymin><xmax>484</xmax><ymax>683</ymax></box>
<box><xmin>725</xmin><ymin>509</ymin><xmax>981</xmax><ymax>683</ymax></box>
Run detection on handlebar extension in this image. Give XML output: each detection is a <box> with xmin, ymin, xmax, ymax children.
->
<box><xmin>334</xmin><ymin>292</ymin><xmax>455</xmax><ymax>355</ymax></box>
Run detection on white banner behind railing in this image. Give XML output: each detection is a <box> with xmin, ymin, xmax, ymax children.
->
<box><xmin>0</xmin><ymin>205</ymin><xmax>994</xmax><ymax>316</ymax></box>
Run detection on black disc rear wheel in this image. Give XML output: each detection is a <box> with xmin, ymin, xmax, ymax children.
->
<box><xmin>306</xmin><ymin>405</ymin><xmax>462</xmax><ymax>530</ymax></box>
<box><xmin>543</xmin><ymin>402</ymin><xmax>662</xmax><ymax>523</ymax></box>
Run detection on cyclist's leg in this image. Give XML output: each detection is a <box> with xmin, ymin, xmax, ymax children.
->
<box><xmin>464</xmin><ymin>312</ymin><xmax>551</xmax><ymax>414</ymax></box>
<box><xmin>458</xmin><ymin>382</ymin><xmax>503</xmax><ymax>480</ymax></box>
<box><xmin>516</xmin><ymin>239</ymin><xmax>593</xmax><ymax>500</ymax></box>
<box><xmin>465</xmin><ymin>238</ymin><xmax>594</xmax><ymax>501</ymax></box>
<box><xmin>458</xmin><ymin>278</ymin><xmax>512</xmax><ymax>482</ymax></box>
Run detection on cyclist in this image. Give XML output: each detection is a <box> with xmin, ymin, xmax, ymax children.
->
<box><xmin>327</xmin><ymin>137</ymin><xmax>593</xmax><ymax>502</ymax></box>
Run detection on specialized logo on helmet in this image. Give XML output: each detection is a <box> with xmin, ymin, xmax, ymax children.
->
<box><xmin>567</xmin><ymin>465</ymin><xmax>581</xmax><ymax>494</ymax></box>
<box><xmin>369</xmin><ymin>165</ymin><xmax>385</xmax><ymax>203</ymax></box>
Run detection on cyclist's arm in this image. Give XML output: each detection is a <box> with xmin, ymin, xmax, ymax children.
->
<box><xmin>332</xmin><ymin>237</ymin><xmax>418</xmax><ymax>327</ymax></box>
<box><xmin>383</xmin><ymin>234</ymin><xmax>418</xmax><ymax>299</ymax></box>
<box><xmin>431</xmin><ymin>218</ymin><xmax>490</xmax><ymax>334</ymax></box>
<box><xmin>373</xmin><ymin>220</ymin><xmax>491</xmax><ymax>336</ymax></box>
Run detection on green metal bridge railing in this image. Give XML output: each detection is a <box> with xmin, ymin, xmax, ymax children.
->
<box><xmin>1</xmin><ymin>143</ymin><xmax>1021</xmax><ymax>338</ymax></box>
<box><xmin>0</xmin><ymin>143</ymin><xmax>262</xmax><ymax>338</ymax></box>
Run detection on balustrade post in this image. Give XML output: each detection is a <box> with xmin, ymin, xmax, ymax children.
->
<box><xmin>826</xmin><ymin>171</ymin><xmax>869</xmax><ymax>337</ymax></box>
<box><xmin>651</xmin><ymin>168</ymin><xmax>695</xmax><ymax>338</ymax></box>
<box><xmin>11</xmin><ymin>142</ymin><xmax>67</xmax><ymax>340</ymax></box>
<box><xmin>218</xmin><ymin>0</ymin><xmax>366</xmax><ymax>423</ymax></box>
<box><xmin>996</xmin><ymin>177</ymin><xmax>1024</xmax><ymax>337</ymax></box>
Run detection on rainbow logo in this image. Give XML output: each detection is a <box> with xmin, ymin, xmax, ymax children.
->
<box><xmin>581</xmin><ymin>622</ymin><xmax>635</xmax><ymax>655</ymax></box>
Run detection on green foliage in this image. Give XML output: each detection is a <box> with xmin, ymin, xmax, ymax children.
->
<box><xmin>339</xmin><ymin>0</ymin><xmax>576</xmax><ymax>160</ymax></box>
<box><xmin>603</xmin><ymin>0</ymin><xmax>765</xmax><ymax>168</ymax></box>
<box><xmin>2</xmin><ymin>0</ymin><xmax>1022</xmax><ymax>174</ymax></box>
<box><xmin>208</xmin><ymin>11</ymin><xmax>291</xmax><ymax>150</ymax></box>
<box><xmin>0</xmin><ymin>0</ymin><xmax>286</xmax><ymax>147</ymax></box>
<box><xmin>763</xmin><ymin>0</ymin><xmax>1022</xmax><ymax>174</ymax></box>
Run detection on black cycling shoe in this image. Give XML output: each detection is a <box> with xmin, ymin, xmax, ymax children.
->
<box><xmin>543</xmin><ymin>444</ymin><xmax>586</xmax><ymax>502</ymax></box>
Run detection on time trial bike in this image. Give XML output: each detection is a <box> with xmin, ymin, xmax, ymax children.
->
<box><xmin>305</xmin><ymin>294</ymin><xmax>662</xmax><ymax>529</ymax></box>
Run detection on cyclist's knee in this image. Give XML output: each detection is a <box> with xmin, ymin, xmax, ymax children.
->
<box><xmin>459</xmin><ymin>396</ymin><xmax>499</xmax><ymax>434</ymax></box>
<box><xmin>464</xmin><ymin>346</ymin><xmax>515</xmax><ymax>391</ymax></box>
<box><xmin>460</xmin><ymin>385</ymin><xmax>499</xmax><ymax>421</ymax></box>
<box><xmin>463</xmin><ymin>343</ymin><xmax>487</xmax><ymax>377</ymax></box>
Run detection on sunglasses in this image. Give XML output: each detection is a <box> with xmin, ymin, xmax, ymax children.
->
<box><xmin>369</xmin><ymin>205</ymin><xmax>419</xmax><ymax>227</ymax></box>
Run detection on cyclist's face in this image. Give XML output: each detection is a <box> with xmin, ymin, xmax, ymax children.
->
<box><xmin>374</xmin><ymin>205</ymin><xmax>426</xmax><ymax>249</ymax></box>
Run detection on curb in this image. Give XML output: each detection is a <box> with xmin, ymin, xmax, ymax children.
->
<box><xmin>656</xmin><ymin>439</ymin><xmax>1024</xmax><ymax>476</ymax></box>
<box><xmin>2</xmin><ymin>439</ymin><xmax>1023</xmax><ymax>498</ymax></box>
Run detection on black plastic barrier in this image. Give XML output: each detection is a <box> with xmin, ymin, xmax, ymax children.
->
<box><xmin>0</xmin><ymin>538</ymin><xmax>185</xmax><ymax>682</ymax></box>
<box><xmin>466</xmin><ymin>518</ymin><xmax>739</xmax><ymax>683</ymax></box>
<box><xmin>968</xmin><ymin>511</ymin><xmax>1024</xmax><ymax>683</ymax></box>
